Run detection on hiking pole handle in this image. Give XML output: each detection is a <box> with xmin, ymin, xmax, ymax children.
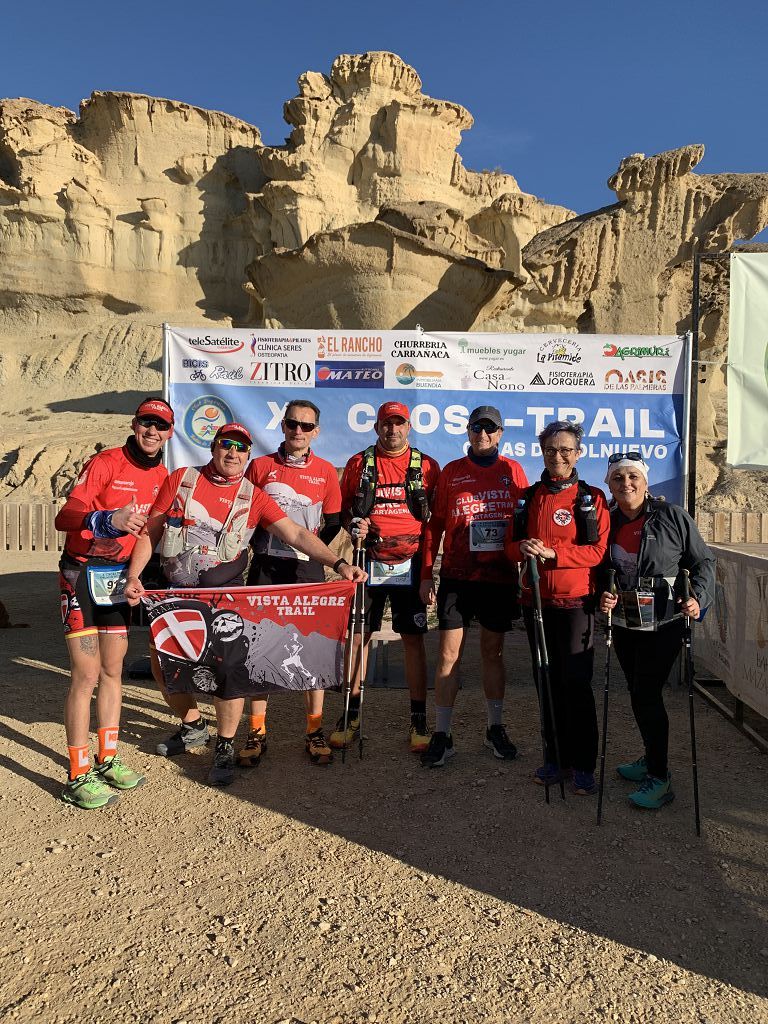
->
<box><xmin>606</xmin><ymin>568</ymin><xmax>616</xmax><ymax>631</ymax></box>
<box><xmin>681</xmin><ymin>567</ymin><xmax>691</xmax><ymax>603</ymax></box>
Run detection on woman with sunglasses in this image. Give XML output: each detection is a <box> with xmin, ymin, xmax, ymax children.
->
<box><xmin>599</xmin><ymin>454</ymin><xmax>714</xmax><ymax>810</ymax></box>
<box><xmin>505</xmin><ymin>420</ymin><xmax>609</xmax><ymax>796</ymax></box>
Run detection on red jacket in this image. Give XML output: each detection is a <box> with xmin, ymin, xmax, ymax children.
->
<box><xmin>504</xmin><ymin>480</ymin><xmax>609</xmax><ymax>605</ymax></box>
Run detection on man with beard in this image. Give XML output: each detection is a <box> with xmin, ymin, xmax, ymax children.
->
<box><xmin>124</xmin><ymin>422</ymin><xmax>365</xmax><ymax>786</ymax></box>
<box><xmin>56</xmin><ymin>398</ymin><xmax>174</xmax><ymax>808</ymax></box>
<box><xmin>335</xmin><ymin>402</ymin><xmax>440</xmax><ymax>753</ymax></box>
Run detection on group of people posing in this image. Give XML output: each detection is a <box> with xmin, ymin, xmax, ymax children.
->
<box><xmin>55</xmin><ymin>397</ymin><xmax>715</xmax><ymax>815</ymax></box>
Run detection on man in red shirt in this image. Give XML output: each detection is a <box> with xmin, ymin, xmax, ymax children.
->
<box><xmin>55</xmin><ymin>397</ymin><xmax>174</xmax><ymax>809</ymax></box>
<box><xmin>125</xmin><ymin>422</ymin><xmax>364</xmax><ymax>786</ymax></box>
<box><xmin>240</xmin><ymin>399</ymin><xmax>343</xmax><ymax>766</ymax></box>
<box><xmin>335</xmin><ymin>402</ymin><xmax>440</xmax><ymax>752</ymax></box>
<box><xmin>419</xmin><ymin>406</ymin><xmax>529</xmax><ymax>768</ymax></box>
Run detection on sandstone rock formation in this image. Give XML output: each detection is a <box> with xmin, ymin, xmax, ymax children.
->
<box><xmin>1</xmin><ymin>51</ymin><xmax>768</xmax><ymax>510</ymax></box>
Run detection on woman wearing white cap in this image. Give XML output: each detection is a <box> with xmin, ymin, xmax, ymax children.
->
<box><xmin>599</xmin><ymin>453</ymin><xmax>714</xmax><ymax>810</ymax></box>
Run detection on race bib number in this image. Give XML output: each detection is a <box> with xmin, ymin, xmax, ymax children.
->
<box><xmin>470</xmin><ymin>519</ymin><xmax>506</xmax><ymax>552</ymax></box>
<box><xmin>614</xmin><ymin>590</ymin><xmax>656</xmax><ymax>631</ymax></box>
<box><xmin>367</xmin><ymin>558</ymin><xmax>413</xmax><ymax>587</ymax></box>
<box><xmin>86</xmin><ymin>564</ymin><xmax>129</xmax><ymax>606</ymax></box>
<box><xmin>266</xmin><ymin>533</ymin><xmax>309</xmax><ymax>561</ymax></box>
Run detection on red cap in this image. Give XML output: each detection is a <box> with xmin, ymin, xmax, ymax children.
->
<box><xmin>135</xmin><ymin>398</ymin><xmax>174</xmax><ymax>425</ymax></box>
<box><xmin>213</xmin><ymin>422</ymin><xmax>253</xmax><ymax>444</ymax></box>
<box><xmin>376</xmin><ymin>401</ymin><xmax>410</xmax><ymax>423</ymax></box>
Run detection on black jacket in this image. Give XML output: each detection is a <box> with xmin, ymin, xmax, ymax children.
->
<box><xmin>603</xmin><ymin>498</ymin><xmax>715</xmax><ymax>622</ymax></box>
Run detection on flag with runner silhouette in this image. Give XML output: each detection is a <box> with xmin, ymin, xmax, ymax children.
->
<box><xmin>140</xmin><ymin>580</ymin><xmax>356</xmax><ymax>698</ymax></box>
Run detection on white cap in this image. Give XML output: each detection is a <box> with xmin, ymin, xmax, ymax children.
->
<box><xmin>604</xmin><ymin>456</ymin><xmax>649</xmax><ymax>485</ymax></box>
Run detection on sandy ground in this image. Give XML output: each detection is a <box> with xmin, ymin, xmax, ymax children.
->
<box><xmin>1</xmin><ymin>552</ymin><xmax>767</xmax><ymax>1024</ymax></box>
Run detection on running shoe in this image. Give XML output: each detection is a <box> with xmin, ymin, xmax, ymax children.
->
<box><xmin>571</xmin><ymin>769</ymin><xmax>598</xmax><ymax>795</ymax></box>
<box><xmin>237</xmin><ymin>729</ymin><xmax>267</xmax><ymax>768</ymax></box>
<box><xmin>305</xmin><ymin>728</ymin><xmax>334</xmax><ymax>765</ymax></box>
<box><xmin>207</xmin><ymin>740</ymin><xmax>236</xmax><ymax>787</ymax></box>
<box><xmin>617</xmin><ymin>755</ymin><xmax>648</xmax><ymax>782</ymax></box>
<box><xmin>533</xmin><ymin>763</ymin><xmax>573</xmax><ymax>786</ymax></box>
<box><xmin>329</xmin><ymin>712</ymin><xmax>360</xmax><ymax>749</ymax></box>
<box><xmin>156</xmin><ymin>717</ymin><xmax>210</xmax><ymax>758</ymax></box>
<box><xmin>61</xmin><ymin>770</ymin><xmax>120</xmax><ymax>810</ymax></box>
<box><xmin>420</xmin><ymin>731</ymin><xmax>455</xmax><ymax>768</ymax></box>
<box><xmin>629</xmin><ymin>772</ymin><xmax>674</xmax><ymax>810</ymax></box>
<box><xmin>409</xmin><ymin>714</ymin><xmax>430</xmax><ymax>753</ymax></box>
<box><xmin>484</xmin><ymin>724</ymin><xmax>518</xmax><ymax>760</ymax></box>
<box><xmin>94</xmin><ymin>755</ymin><xmax>146</xmax><ymax>790</ymax></box>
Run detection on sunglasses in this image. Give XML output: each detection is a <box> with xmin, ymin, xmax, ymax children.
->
<box><xmin>284</xmin><ymin>417</ymin><xmax>317</xmax><ymax>432</ymax></box>
<box><xmin>136</xmin><ymin>416</ymin><xmax>171</xmax><ymax>430</ymax></box>
<box><xmin>469</xmin><ymin>421</ymin><xmax>500</xmax><ymax>434</ymax></box>
<box><xmin>607</xmin><ymin>451</ymin><xmax>643</xmax><ymax>464</ymax></box>
<box><xmin>216</xmin><ymin>438</ymin><xmax>251</xmax><ymax>453</ymax></box>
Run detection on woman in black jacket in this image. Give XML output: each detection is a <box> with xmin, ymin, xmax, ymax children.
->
<box><xmin>599</xmin><ymin>454</ymin><xmax>715</xmax><ymax>810</ymax></box>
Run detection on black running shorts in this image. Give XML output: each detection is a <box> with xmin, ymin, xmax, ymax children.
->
<box><xmin>437</xmin><ymin>578</ymin><xmax>520</xmax><ymax>633</ymax></box>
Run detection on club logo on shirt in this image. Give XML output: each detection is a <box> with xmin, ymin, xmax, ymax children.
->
<box><xmin>553</xmin><ymin>509</ymin><xmax>573</xmax><ymax>526</ymax></box>
<box><xmin>500</xmin><ymin>475</ymin><xmax>511</xmax><ymax>486</ymax></box>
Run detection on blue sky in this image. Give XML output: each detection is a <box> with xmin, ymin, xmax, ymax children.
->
<box><xmin>3</xmin><ymin>1</ymin><xmax>766</xmax><ymax>221</ymax></box>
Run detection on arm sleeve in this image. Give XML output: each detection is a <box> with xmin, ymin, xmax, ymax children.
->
<box><xmin>421</xmin><ymin>470</ymin><xmax>446</xmax><ymax>579</ymax></box>
<box><xmin>503</xmin><ymin>464</ymin><xmax>530</xmax><ymax>563</ymax></box>
<box><xmin>54</xmin><ymin>454</ymin><xmax>111</xmax><ymax>533</ymax></box>
<box><xmin>339</xmin><ymin>456</ymin><xmax>361</xmax><ymax>529</ymax></box>
<box><xmin>318</xmin><ymin>512</ymin><xmax>341</xmax><ymax>545</ymax></box>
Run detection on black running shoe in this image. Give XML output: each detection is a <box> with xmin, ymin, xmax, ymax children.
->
<box><xmin>484</xmin><ymin>724</ymin><xmax>517</xmax><ymax>760</ymax></box>
<box><xmin>156</xmin><ymin>717</ymin><xmax>210</xmax><ymax>758</ymax></box>
<box><xmin>207</xmin><ymin>739</ymin><xmax>236</xmax><ymax>787</ymax></box>
<box><xmin>420</xmin><ymin>731</ymin><xmax>455</xmax><ymax>768</ymax></box>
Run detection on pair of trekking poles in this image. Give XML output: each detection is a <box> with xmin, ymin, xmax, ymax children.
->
<box><xmin>340</xmin><ymin>538</ymin><xmax>367</xmax><ymax>763</ymax></box>
<box><xmin>529</xmin><ymin>558</ymin><xmax>701</xmax><ymax>834</ymax></box>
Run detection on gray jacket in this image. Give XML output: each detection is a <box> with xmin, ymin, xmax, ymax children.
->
<box><xmin>605</xmin><ymin>498</ymin><xmax>715</xmax><ymax>623</ymax></box>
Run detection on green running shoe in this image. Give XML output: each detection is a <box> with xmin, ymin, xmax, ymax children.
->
<box><xmin>629</xmin><ymin>772</ymin><xmax>674</xmax><ymax>810</ymax></box>
<box><xmin>94</xmin><ymin>755</ymin><xmax>146</xmax><ymax>790</ymax></box>
<box><xmin>617</xmin><ymin>755</ymin><xmax>648</xmax><ymax>782</ymax></box>
<box><xmin>61</xmin><ymin>770</ymin><xmax>120</xmax><ymax>809</ymax></box>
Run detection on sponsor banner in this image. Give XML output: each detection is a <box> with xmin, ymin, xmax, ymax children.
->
<box><xmin>166</xmin><ymin>328</ymin><xmax>688</xmax><ymax>502</ymax></box>
<box><xmin>727</xmin><ymin>252</ymin><xmax>768</xmax><ymax>467</ymax></box>
<box><xmin>141</xmin><ymin>581</ymin><xmax>355</xmax><ymax>698</ymax></box>
<box><xmin>698</xmin><ymin>546</ymin><xmax>768</xmax><ymax>720</ymax></box>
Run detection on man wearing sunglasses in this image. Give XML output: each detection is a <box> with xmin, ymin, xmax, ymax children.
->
<box><xmin>125</xmin><ymin>422</ymin><xmax>364</xmax><ymax>786</ymax></box>
<box><xmin>336</xmin><ymin>401</ymin><xmax>441</xmax><ymax>753</ymax></box>
<box><xmin>420</xmin><ymin>405</ymin><xmax>528</xmax><ymax>767</ymax></box>
<box><xmin>55</xmin><ymin>397</ymin><xmax>175</xmax><ymax>809</ymax></box>
<box><xmin>238</xmin><ymin>400</ymin><xmax>342</xmax><ymax>766</ymax></box>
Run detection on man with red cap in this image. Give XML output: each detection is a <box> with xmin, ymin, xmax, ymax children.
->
<box><xmin>334</xmin><ymin>402</ymin><xmax>440</xmax><ymax>752</ymax></box>
<box><xmin>125</xmin><ymin>422</ymin><xmax>365</xmax><ymax>786</ymax></box>
<box><xmin>55</xmin><ymin>397</ymin><xmax>175</xmax><ymax>809</ymax></box>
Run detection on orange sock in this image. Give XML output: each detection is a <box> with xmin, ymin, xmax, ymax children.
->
<box><xmin>249</xmin><ymin>712</ymin><xmax>266</xmax><ymax>734</ymax></box>
<box><xmin>97</xmin><ymin>726</ymin><xmax>118</xmax><ymax>763</ymax></box>
<box><xmin>306</xmin><ymin>712</ymin><xmax>323</xmax><ymax>735</ymax></box>
<box><xmin>68</xmin><ymin>745</ymin><xmax>90</xmax><ymax>780</ymax></box>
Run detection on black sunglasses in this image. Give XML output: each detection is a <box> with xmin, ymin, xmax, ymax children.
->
<box><xmin>469</xmin><ymin>421</ymin><xmax>500</xmax><ymax>434</ymax></box>
<box><xmin>136</xmin><ymin>416</ymin><xmax>171</xmax><ymax>430</ymax></box>
<box><xmin>607</xmin><ymin>451</ymin><xmax>643</xmax><ymax>464</ymax></box>
<box><xmin>284</xmin><ymin>417</ymin><xmax>317</xmax><ymax>432</ymax></box>
<box><xmin>216</xmin><ymin>438</ymin><xmax>251</xmax><ymax>453</ymax></box>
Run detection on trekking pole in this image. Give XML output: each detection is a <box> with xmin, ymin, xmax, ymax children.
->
<box><xmin>527</xmin><ymin>557</ymin><xmax>566</xmax><ymax>802</ymax></box>
<box><xmin>355</xmin><ymin>542</ymin><xmax>367</xmax><ymax>759</ymax></box>
<box><xmin>596</xmin><ymin>569</ymin><xmax>616</xmax><ymax>826</ymax></box>
<box><xmin>341</xmin><ymin>537</ymin><xmax>363</xmax><ymax>765</ymax></box>
<box><xmin>682</xmin><ymin>568</ymin><xmax>701</xmax><ymax>836</ymax></box>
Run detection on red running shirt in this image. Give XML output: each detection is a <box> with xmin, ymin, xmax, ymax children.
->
<box><xmin>55</xmin><ymin>444</ymin><xmax>168</xmax><ymax>564</ymax></box>
<box><xmin>340</xmin><ymin>447</ymin><xmax>440</xmax><ymax>564</ymax></box>
<box><xmin>423</xmin><ymin>455</ymin><xmax>529</xmax><ymax>583</ymax></box>
<box><xmin>247</xmin><ymin>450</ymin><xmax>341</xmax><ymax>556</ymax></box>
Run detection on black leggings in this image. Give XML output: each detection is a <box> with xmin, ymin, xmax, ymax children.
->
<box><xmin>523</xmin><ymin>605</ymin><xmax>597</xmax><ymax>773</ymax></box>
<box><xmin>612</xmin><ymin>620</ymin><xmax>684</xmax><ymax>779</ymax></box>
